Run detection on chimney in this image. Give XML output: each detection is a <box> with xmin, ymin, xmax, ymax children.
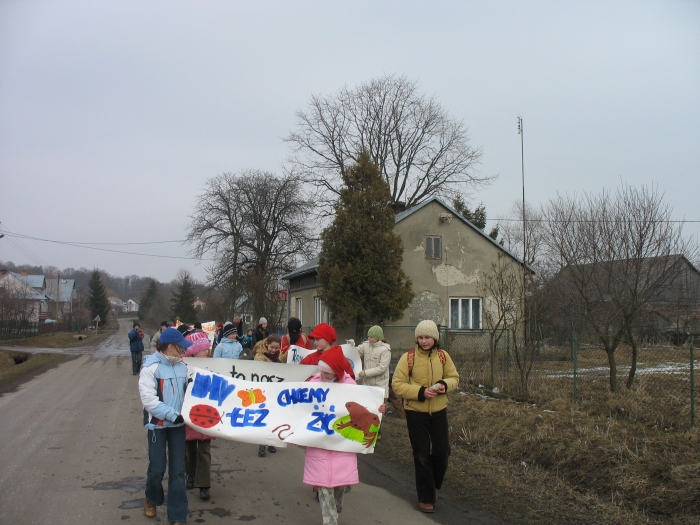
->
<box><xmin>20</xmin><ymin>269</ymin><xmax>28</xmax><ymax>277</ymax></box>
<box><xmin>392</xmin><ymin>201</ymin><xmax>407</xmax><ymax>214</ymax></box>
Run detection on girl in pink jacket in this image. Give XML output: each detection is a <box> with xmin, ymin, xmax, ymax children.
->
<box><xmin>303</xmin><ymin>346</ymin><xmax>385</xmax><ymax>525</ymax></box>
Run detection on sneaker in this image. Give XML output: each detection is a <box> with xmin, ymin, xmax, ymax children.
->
<box><xmin>144</xmin><ymin>499</ymin><xmax>156</xmax><ymax>518</ymax></box>
<box><xmin>267</xmin><ymin>446</ymin><xmax>277</xmax><ymax>453</ymax></box>
<box><xmin>186</xmin><ymin>476</ymin><xmax>194</xmax><ymax>490</ymax></box>
<box><xmin>200</xmin><ymin>487</ymin><xmax>210</xmax><ymax>500</ymax></box>
<box><xmin>258</xmin><ymin>445</ymin><xmax>266</xmax><ymax>457</ymax></box>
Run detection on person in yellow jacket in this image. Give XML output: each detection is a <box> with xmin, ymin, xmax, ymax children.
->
<box><xmin>391</xmin><ymin>320</ymin><xmax>459</xmax><ymax>514</ymax></box>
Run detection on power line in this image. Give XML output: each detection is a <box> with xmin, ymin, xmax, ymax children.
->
<box><xmin>5</xmin><ymin>231</ymin><xmax>185</xmax><ymax>245</ymax></box>
<box><xmin>0</xmin><ymin>231</ymin><xmax>212</xmax><ymax>261</ymax></box>
<box><xmin>487</xmin><ymin>218</ymin><xmax>700</xmax><ymax>224</ymax></box>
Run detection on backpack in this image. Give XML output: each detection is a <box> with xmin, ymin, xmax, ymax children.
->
<box><xmin>406</xmin><ymin>348</ymin><xmax>446</xmax><ymax>378</ymax></box>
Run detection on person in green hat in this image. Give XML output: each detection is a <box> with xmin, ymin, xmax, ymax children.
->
<box><xmin>356</xmin><ymin>325</ymin><xmax>391</xmax><ymax>437</ymax></box>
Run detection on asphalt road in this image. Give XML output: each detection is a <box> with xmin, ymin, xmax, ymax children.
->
<box><xmin>0</xmin><ymin>319</ymin><xmax>505</xmax><ymax>525</ymax></box>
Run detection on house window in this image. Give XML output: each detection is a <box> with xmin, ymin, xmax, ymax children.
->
<box><xmin>425</xmin><ymin>236</ymin><xmax>442</xmax><ymax>259</ymax></box>
<box><xmin>314</xmin><ymin>297</ymin><xmax>326</xmax><ymax>325</ymax></box>
<box><xmin>296</xmin><ymin>298</ymin><xmax>303</xmax><ymax>323</ymax></box>
<box><xmin>449</xmin><ymin>298</ymin><xmax>481</xmax><ymax>329</ymax></box>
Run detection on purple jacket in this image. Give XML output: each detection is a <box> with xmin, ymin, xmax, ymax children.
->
<box><xmin>302</xmin><ymin>372</ymin><xmax>359</xmax><ymax>488</ymax></box>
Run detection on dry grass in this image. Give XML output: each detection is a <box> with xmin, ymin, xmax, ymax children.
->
<box><xmin>0</xmin><ymin>350</ymin><xmax>68</xmax><ymax>390</ymax></box>
<box><xmin>7</xmin><ymin>330</ymin><xmax>115</xmax><ymax>348</ymax></box>
<box><xmin>377</xmin><ymin>392</ymin><xmax>700</xmax><ymax>525</ymax></box>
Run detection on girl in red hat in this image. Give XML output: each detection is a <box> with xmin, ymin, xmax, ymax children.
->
<box><xmin>303</xmin><ymin>346</ymin><xmax>385</xmax><ymax>525</ymax></box>
<box><xmin>301</xmin><ymin>323</ymin><xmax>355</xmax><ymax>379</ymax></box>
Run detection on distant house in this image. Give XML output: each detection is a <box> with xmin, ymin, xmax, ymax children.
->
<box><xmin>0</xmin><ymin>269</ymin><xmax>49</xmax><ymax>322</ymax></box>
<box><xmin>127</xmin><ymin>299</ymin><xmax>139</xmax><ymax>312</ymax></box>
<box><xmin>45</xmin><ymin>278</ymin><xmax>77</xmax><ymax>320</ymax></box>
<box><xmin>193</xmin><ymin>297</ymin><xmax>206</xmax><ymax>310</ymax></box>
<box><xmin>108</xmin><ymin>297</ymin><xmax>127</xmax><ymax>314</ymax></box>
<box><xmin>281</xmin><ymin>197</ymin><xmax>527</xmax><ymax>341</ymax></box>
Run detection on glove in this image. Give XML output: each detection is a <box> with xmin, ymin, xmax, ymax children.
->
<box><xmin>174</xmin><ymin>415</ymin><xmax>184</xmax><ymax>424</ymax></box>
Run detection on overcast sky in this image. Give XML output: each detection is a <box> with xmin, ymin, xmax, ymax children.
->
<box><xmin>1</xmin><ymin>0</ymin><xmax>698</xmax><ymax>283</ymax></box>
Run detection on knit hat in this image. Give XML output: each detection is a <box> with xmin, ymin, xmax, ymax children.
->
<box><xmin>367</xmin><ymin>325</ymin><xmax>384</xmax><ymax>340</ymax></box>
<box><xmin>287</xmin><ymin>317</ymin><xmax>302</xmax><ymax>334</ymax></box>
<box><xmin>415</xmin><ymin>320</ymin><xmax>440</xmax><ymax>341</ymax></box>
<box><xmin>259</xmin><ymin>317</ymin><xmax>268</xmax><ymax>325</ymax></box>
<box><xmin>133</xmin><ymin>321</ymin><xmax>140</xmax><ymax>328</ymax></box>
<box><xmin>309</xmin><ymin>323</ymin><xmax>337</xmax><ymax>345</ymax></box>
<box><xmin>184</xmin><ymin>331</ymin><xmax>211</xmax><ymax>357</ymax></box>
<box><xmin>318</xmin><ymin>346</ymin><xmax>347</xmax><ymax>380</ymax></box>
<box><xmin>223</xmin><ymin>323</ymin><xmax>238</xmax><ymax>338</ymax></box>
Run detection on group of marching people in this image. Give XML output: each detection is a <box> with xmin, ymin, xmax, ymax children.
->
<box><xmin>137</xmin><ymin>316</ymin><xmax>459</xmax><ymax>525</ymax></box>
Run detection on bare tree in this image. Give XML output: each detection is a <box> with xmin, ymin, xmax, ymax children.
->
<box><xmin>479</xmin><ymin>253</ymin><xmax>535</xmax><ymax>395</ymax></box>
<box><xmin>186</xmin><ymin>170</ymin><xmax>317</xmax><ymax>321</ymax></box>
<box><xmin>0</xmin><ymin>273</ymin><xmax>41</xmax><ymax>322</ymax></box>
<box><xmin>542</xmin><ymin>184</ymin><xmax>696</xmax><ymax>391</ymax></box>
<box><xmin>285</xmin><ymin>75</ymin><xmax>488</xmax><ymax>213</ymax></box>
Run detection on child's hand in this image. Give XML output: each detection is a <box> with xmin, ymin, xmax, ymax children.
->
<box><xmin>424</xmin><ymin>388</ymin><xmax>438</xmax><ymax>399</ymax></box>
<box><xmin>378</xmin><ymin>403</ymin><xmax>386</xmax><ymax>414</ymax></box>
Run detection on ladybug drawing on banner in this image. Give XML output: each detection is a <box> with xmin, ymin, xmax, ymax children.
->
<box><xmin>189</xmin><ymin>404</ymin><xmax>223</xmax><ymax>429</ymax></box>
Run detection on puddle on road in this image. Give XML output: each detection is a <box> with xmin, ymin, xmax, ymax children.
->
<box><xmin>119</xmin><ymin>498</ymin><xmax>145</xmax><ymax>509</ymax></box>
<box><xmin>83</xmin><ymin>476</ymin><xmax>145</xmax><ymax>494</ymax></box>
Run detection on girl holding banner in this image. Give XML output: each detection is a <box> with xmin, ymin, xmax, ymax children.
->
<box><xmin>303</xmin><ymin>346</ymin><xmax>386</xmax><ymax>525</ymax></box>
<box><xmin>254</xmin><ymin>334</ymin><xmax>284</xmax><ymax>456</ymax></box>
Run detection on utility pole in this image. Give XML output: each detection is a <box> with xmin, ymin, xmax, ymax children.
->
<box><xmin>517</xmin><ymin>116</ymin><xmax>528</xmax><ymax>349</ymax></box>
<box><xmin>56</xmin><ymin>272</ymin><xmax>60</xmax><ymax>320</ymax></box>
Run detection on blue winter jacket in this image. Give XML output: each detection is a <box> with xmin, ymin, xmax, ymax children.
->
<box><xmin>128</xmin><ymin>329</ymin><xmax>145</xmax><ymax>352</ymax></box>
<box><xmin>138</xmin><ymin>352</ymin><xmax>188</xmax><ymax>430</ymax></box>
<box><xmin>213</xmin><ymin>337</ymin><xmax>242</xmax><ymax>359</ymax></box>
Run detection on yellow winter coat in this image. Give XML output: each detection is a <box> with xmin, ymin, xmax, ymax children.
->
<box><xmin>391</xmin><ymin>346</ymin><xmax>459</xmax><ymax>414</ymax></box>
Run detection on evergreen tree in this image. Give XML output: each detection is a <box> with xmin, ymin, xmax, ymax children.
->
<box><xmin>318</xmin><ymin>151</ymin><xmax>414</xmax><ymax>330</ymax></box>
<box><xmin>453</xmin><ymin>196</ymin><xmax>500</xmax><ymax>241</ymax></box>
<box><xmin>138</xmin><ymin>278</ymin><xmax>158</xmax><ymax>321</ymax></box>
<box><xmin>87</xmin><ymin>268</ymin><xmax>110</xmax><ymax>324</ymax></box>
<box><xmin>170</xmin><ymin>270</ymin><xmax>198</xmax><ymax>323</ymax></box>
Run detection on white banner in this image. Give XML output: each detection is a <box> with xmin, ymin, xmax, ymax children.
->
<box><xmin>285</xmin><ymin>344</ymin><xmax>363</xmax><ymax>374</ymax></box>
<box><xmin>183</xmin><ymin>367</ymin><xmax>384</xmax><ymax>453</ymax></box>
<box><xmin>183</xmin><ymin>357</ymin><xmax>318</xmax><ymax>383</ymax></box>
<box><xmin>200</xmin><ymin>321</ymin><xmax>217</xmax><ymax>342</ymax></box>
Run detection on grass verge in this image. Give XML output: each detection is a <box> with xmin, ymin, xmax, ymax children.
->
<box><xmin>377</xmin><ymin>392</ymin><xmax>700</xmax><ymax>525</ymax></box>
<box><xmin>0</xmin><ymin>350</ymin><xmax>72</xmax><ymax>393</ymax></box>
<box><xmin>6</xmin><ymin>329</ymin><xmax>117</xmax><ymax>348</ymax></box>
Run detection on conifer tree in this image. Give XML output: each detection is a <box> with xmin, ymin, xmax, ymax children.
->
<box><xmin>87</xmin><ymin>268</ymin><xmax>110</xmax><ymax>323</ymax></box>
<box><xmin>170</xmin><ymin>270</ymin><xmax>198</xmax><ymax>323</ymax></box>
<box><xmin>138</xmin><ymin>279</ymin><xmax>158</xmax><ymax>321</ymax></box>
<box><xmin>318</xmin><ymin>151</ymin><xmax>414</xmax><ymax>330</ymax></box>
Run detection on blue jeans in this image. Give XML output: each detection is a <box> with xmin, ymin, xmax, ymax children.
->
<box><xmin>146</xmin><ymin>425</ymin><xmax>188</xmax><ymax>523</ymax></box>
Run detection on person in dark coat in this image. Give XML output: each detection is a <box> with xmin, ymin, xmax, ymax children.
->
<box><xmin>128</xmin><ymin>321</ymin><xmax>145</xmax><ymax>375</ymax></box>
<box><xmin>253</xmin><ymin>317</ymin><xmax>268</xmax><ymax>345</ymax></box>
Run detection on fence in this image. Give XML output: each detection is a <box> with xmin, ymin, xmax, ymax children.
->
<box><xmin>0</xmin><ymin>320</ymin><xmax>39</xmax><ymax>340</ymax></box>
<box><xmin>0</xmin><ymin>320</ymin><xmax>78</xmax><ymax>340</ymax></box>
<box><xmin>307</xmin><ymin>324</ymin><xmax>698</xmax><ymax>430</ymax></box>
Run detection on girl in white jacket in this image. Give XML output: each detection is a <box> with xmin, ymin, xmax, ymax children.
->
<box><xmin>356</xmin><ymin>325</ymin><xmax>391</xmax><ymax>438</ymax></box>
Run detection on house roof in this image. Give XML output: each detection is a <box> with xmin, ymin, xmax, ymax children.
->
<box><xmin>16</xmin><ymin>274</ymin><xmax>46</xmax><ymax>289</ymax></box>
<box><xmin>45</xmin><ymin>278</ymin><xmax>76</xmax><ymax>302</ymax></box>
<box><xmin>280</xmin><ymin>196</ymin><xmax>529</xmax><ymax>281</ymax></box>
<box><xmin>280</xmin><ymin>257</ymin><xmax>320</xmax><ymax>281</ymax></box>
<box><xmin>0</xmin><ymin>273</ymin><xmax>49</xmax><ymax>301</ymax></box>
